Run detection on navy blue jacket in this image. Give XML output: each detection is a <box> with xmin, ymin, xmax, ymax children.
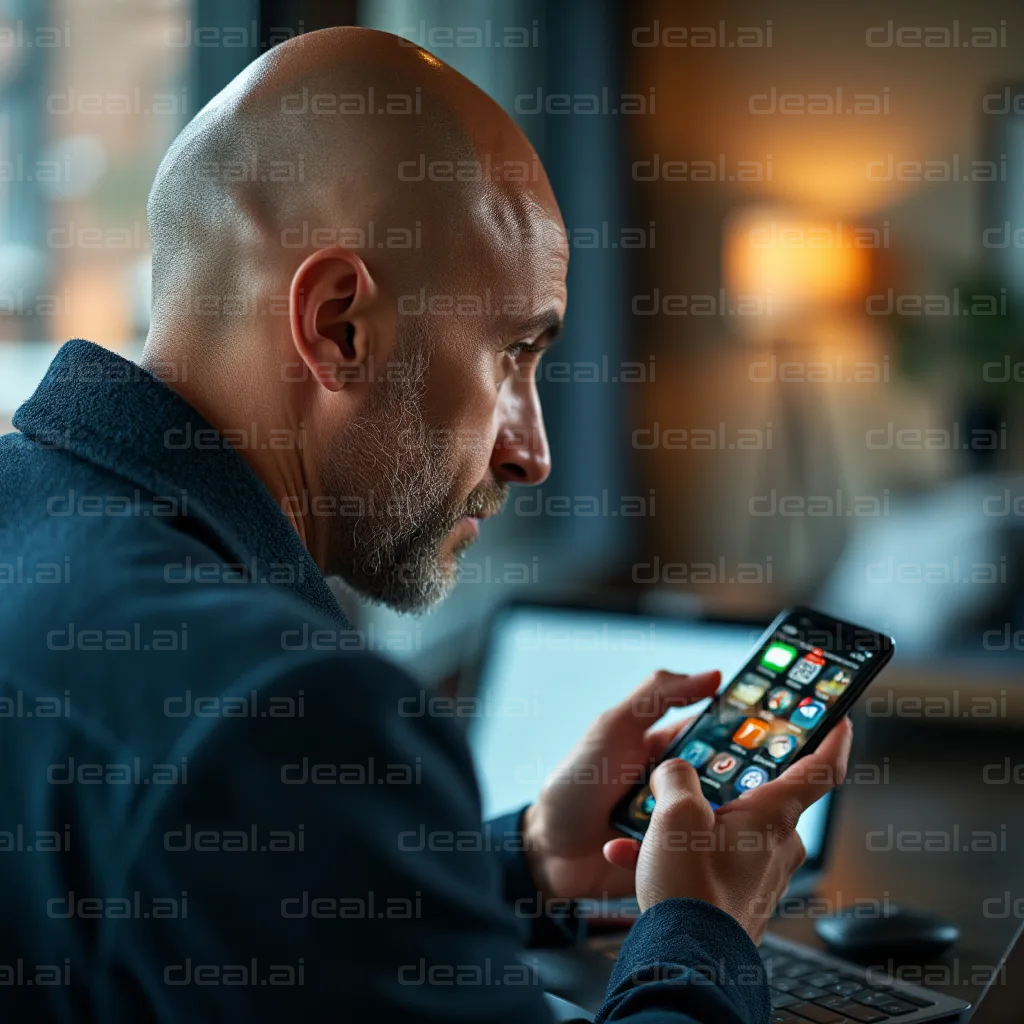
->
<box><xmin>0</xmin><ymin>340</ymin><xmax>769</xmax><ymax>1022</ymax></box>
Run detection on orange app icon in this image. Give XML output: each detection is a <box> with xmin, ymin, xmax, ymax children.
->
<box><xmin>732</xmin><ymin>717</ymin><xmax>770</xmax><ymax>749</ymax></box>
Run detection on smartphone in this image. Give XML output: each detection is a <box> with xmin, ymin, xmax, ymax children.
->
<box><xmin>610</xmin><ymin>607</ymin><xmax>894</xmax><ymax>840</ymax></box>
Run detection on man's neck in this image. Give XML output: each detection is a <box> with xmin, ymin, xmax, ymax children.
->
<box><xmin>140</xmin><ymin>331</ymin><xmax>329</xmax><ymax>572</ymax></box>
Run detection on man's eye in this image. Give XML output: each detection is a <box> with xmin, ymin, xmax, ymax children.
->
<box><xmin>506</xmin><ymin>341</ymin><xmax>539</xmax><ymax>359</ymax></box>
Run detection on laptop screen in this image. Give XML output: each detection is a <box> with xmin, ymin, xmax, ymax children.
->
<box><xmin>468</xmin><ymin>604</ymin><xmax>832</xmax><ymax>864</ymax></box>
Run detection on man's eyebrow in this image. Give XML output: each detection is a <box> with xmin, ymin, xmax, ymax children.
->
<box><xmin>511</xmin><ymin>309</ymin><xmax>564</xmax><ymax>345</ymax></box>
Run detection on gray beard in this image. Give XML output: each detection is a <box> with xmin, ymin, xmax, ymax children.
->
<box><xmin>323</xmin><ymin>341</ymin><xmax>461</xmax><ymax>613</ymax></box>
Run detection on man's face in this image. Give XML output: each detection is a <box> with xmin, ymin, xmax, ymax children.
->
<box><xmin>322</xmin><ymin>189</ymin><xmax>568</xmax><ymax>612</ymax></box>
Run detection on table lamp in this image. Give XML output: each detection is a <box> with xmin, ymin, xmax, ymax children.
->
<box><xmin>722</xmin><ymin>206</ymin><xmax>873</xmax><ymax>595</ymax></box>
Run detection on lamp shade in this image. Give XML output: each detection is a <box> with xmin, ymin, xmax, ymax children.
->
<box><xmin>723</xmin><ymin>207</ymin><xmax>872</xmax><ymax>339</ymax></box>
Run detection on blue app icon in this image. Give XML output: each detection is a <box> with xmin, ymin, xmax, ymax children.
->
<box><xmin>679</xmin><ymin>739</ymin><xmax>715</xmax><ymax>769</ymax></box>
<box><xmin>790</xmin><ymin>697</ymin><xmax>827</xmax><ymax>730</ymax></box>
<box><xmin>642</xmin><ymin>793</ymin><xmax>656</xmax><ymax>815</ymax></box>
<box><xmin>736</xmin><ymin>766</ymin><xmax>770</xmax><ymax>792</ymax></box>
<box><xmin>766</xmin><ymin>733</ymin><xmax>798</xmax><ymax>763</ymax></box>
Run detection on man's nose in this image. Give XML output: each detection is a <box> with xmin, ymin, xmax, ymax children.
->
<box><xmin>491</xmin><ymin>385</ymin><xmax>551</xmax><ymax>486</ymax></box>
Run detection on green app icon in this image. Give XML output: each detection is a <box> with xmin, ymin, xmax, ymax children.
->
<box><xmin>760</xmin><ymin>641</ymin><xmax>797</xmax><ymax>672</ymax></box>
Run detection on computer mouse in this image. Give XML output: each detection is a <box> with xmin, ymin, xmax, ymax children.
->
<box><xmin>814</xmin><ymin>904</ymin><xmax>960</xmax><ymax>960</ymax></box>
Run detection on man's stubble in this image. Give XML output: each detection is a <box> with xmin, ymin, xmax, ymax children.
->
<box><xmin>321</xmin><ymin>319</ymin><xmax>507</xmax><ymax>612</ymax></box>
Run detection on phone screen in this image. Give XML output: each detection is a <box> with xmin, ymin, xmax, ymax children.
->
<box><xmin>612</xmin><ymin>608</ymin><xmax>893</xmax><ymax>838</ymax></box>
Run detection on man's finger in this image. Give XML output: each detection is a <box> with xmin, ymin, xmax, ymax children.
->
<box><xmin>608</xmin><ymin>669</ymin><xmax>720</xmax><ymax>730</ymax></box>
<box><xmin>603</xmin><ymin>838</ymin><xmax>641</xmax><ymax>872</ymax></box>
<box><xmin>646</xmin><ymin>757</ymin><xmax>715</xmax><ymax>833</ymax></box>
<box><xmin>783</xmin><ymin>829</ymin><xmax>808</xmax><ymax>875</ymax></box>
<box><xmin>739</xmin><ymin>717</ymin><xmax>853</xmax><ymax>828</ymax></box>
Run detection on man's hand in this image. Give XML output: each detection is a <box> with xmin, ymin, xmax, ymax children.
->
<box><xmin>603</xmin><ymin>715</ymin><xmax>854</xmax><ymax>942</ymax></box>
<box><xmin>521</xmin><ymin>669</ymin><xmax>721</xmax><ymax>903</ymax></box>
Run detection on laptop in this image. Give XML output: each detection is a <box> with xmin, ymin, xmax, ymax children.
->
<box><xmin>464</xmin><ymin>599</ymin><xmax>974</xmax><ymax>1023</ymax></box>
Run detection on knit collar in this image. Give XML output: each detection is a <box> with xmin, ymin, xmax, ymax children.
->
<box><xmin>13</xmin><ymin>339</ymin><xmax>346</xmax><ymax>626</ymax></box>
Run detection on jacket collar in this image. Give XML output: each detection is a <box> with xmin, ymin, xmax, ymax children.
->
<box><xmin>13</xmin><ymin>339</ymin><xmax>346</xmax><ymax>626</ymax></box>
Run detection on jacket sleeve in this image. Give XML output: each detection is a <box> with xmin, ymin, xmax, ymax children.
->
<box><xmin>487</xmin><ymin>806</ymin><xmax>583</xmax><ymax>949</ymax></box>
<box><xmin>487</xmin><ymin>809</ymin><xmax>769</xmax><ymax>1024</ymax></box>
<box><xmin>104</xmin><ymin>651</ymin><xmax>768</xmax><ymax>1024</ymax></box>
<box><xmin>597</xmin><ymin>899</ymin><xmax>771</xmax><ymax>1024</ymax></box>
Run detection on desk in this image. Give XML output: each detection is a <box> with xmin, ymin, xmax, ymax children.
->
<box><xmin>777</xmin><ymin>704</ymin><xmax>1024</xmax><ymax>1012</ymax></box>
<box><xmin>535</xmin><ymin>691</ymin><xmax>1024</xmax><ymax>1018</ymax></box>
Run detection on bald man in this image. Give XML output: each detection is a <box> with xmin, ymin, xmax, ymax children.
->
<box><xmin>0</xmin><ymin>27</ymin><xmax>850</xmax><ymax>1023</ymax></box>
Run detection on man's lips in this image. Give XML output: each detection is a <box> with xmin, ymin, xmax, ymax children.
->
<box><xmin>454</xmin><ymin>485</ymin><xmax>508</xmax><ymax>545</ymax></box>
<box><xmin>459</xmin><ymin>502</ymin><xmax>502</xmax><ymax>532</ymax></box>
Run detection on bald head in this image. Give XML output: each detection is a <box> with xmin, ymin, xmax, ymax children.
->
<box><xmin>147</xmin><ymin>27</ymin><xmax>561</xmax><ymax>335</ymax></box>
<box><xmin>143</xmin><ymin>27</ymin><xmax>568</xmax><ymax>612</ymax></box>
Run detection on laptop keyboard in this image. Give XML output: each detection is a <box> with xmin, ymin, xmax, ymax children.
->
<box><xmin>760</xmin><ymin>946</ymin><xmax>936</xmax><ymax>1024</ymax></box>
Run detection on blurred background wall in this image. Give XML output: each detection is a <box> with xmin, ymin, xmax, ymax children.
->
<box><xmin>627</xmin><ymin>0</ymin><xmax>1024</xmax><ymax>633</ymax></box>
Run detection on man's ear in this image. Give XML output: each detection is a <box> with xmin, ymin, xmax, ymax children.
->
<box><xmin>289</xmin><ymin>248</ymin><xmax>378</xmax><ymax>393</ymax></box>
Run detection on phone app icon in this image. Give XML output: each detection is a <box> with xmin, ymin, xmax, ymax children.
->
<box><xmin>707</xmin><ymin>752</ymin><xmax>740</xmax><ymax>780</ymax></box>
<box><xmin>732</xmin><ymin>717</ymin><xmax>770</xmax><ymax>749</ymax></box>
<box><xmin>787</xmin><ymin>648</ymin><xmax>826</xmax><ymax>685</ymax></box>
<box><xmin>790</xmin><ymin>697</ymin><xmax>826</xmax><ymax>730</ymax></box>
<box><xmin>760</xmin><ymin>642</ymin><xmax>797</xmax><ymax>673</ymax></box>
<box><xmin>766</xmin><ymin>733</ymin><xmax>798</xmax><ymax>763</ymax></box>
<box><xmin>815</xmin><ymin>666</ymin><xmax>854</xmax><ymax>704</ymax></box>
<box><xmin>736</xmin><ymin>766</ymin><xmax>770</xmax><ymax>792</ymax></box>
<box><xmin>766</xmin><ymin>687</ymin><xmax>797</xmax><ymax>714</ymax></box>
<box><xmin>630</xmin><ymin>787</ymin><xmax>655</xmax><ymax>821</ymax></box>
<box><xmin>725</xmin><ymin>673</ymin><xmax>769</xmax><ymax>708</ymax></box>
<box><xmin>679</xmin><ymin>739</ymin><xmax>715</xmax><ymax>769</ymax></box>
